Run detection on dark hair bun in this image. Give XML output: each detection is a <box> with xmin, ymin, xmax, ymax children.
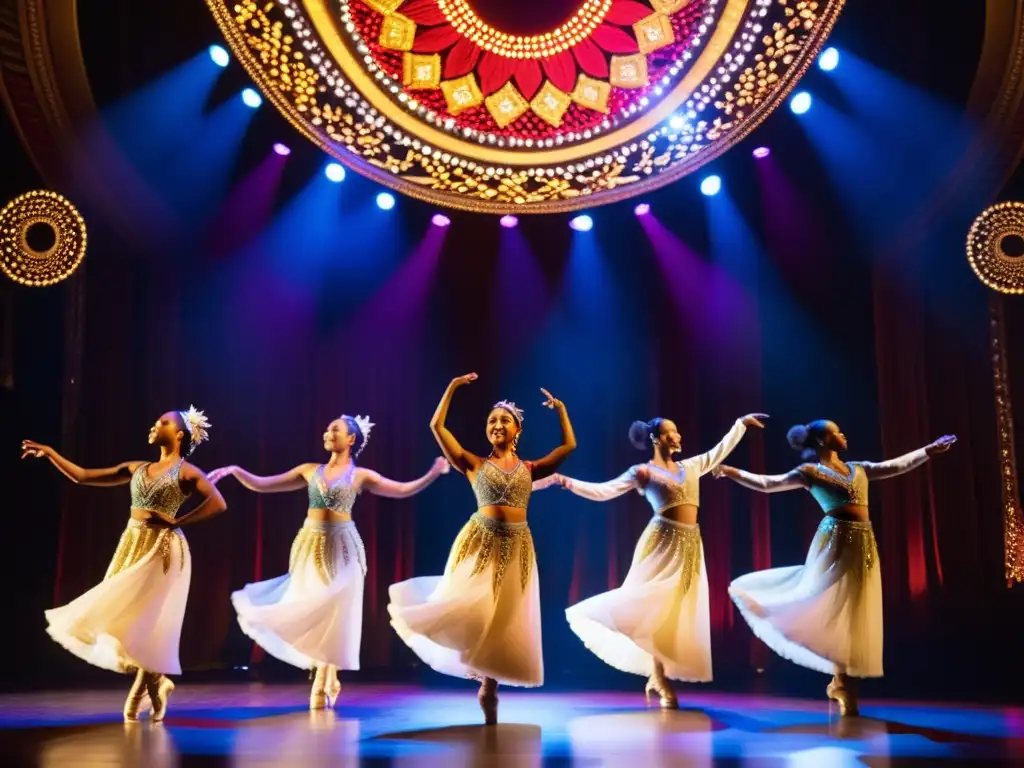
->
<box><xmin>628</xmin><ymin>420</ymin><xmax>652</xmax><ymax>451</ymax></box>
<box><xmin>786</xmin><ymin>424</ymin><xmax>810</xmax><ymax>451</ymax></box>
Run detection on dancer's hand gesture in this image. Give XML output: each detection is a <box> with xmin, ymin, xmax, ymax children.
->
<box><xmin>926</xmin><ymin>435</ymin><xmax>957</xmax><ymax>455</ymax></box>
<box><xmin>207</xmin><ymin>466</ymin><xmax>236</xmax><ymax>485</ymax></box>
<box><xmin>741</xmin><ymin>413</ymin><xmax>770</xmax><ymax>429</ymax></box>
<box><xmin>712</xmin><ymin>465</ymin><xmax>739</xmax><ymax>479</ymax></box>
<box><xmin>21</xmin><ymin>440</ymin><xmax>50</xmax><ymax>459</ymax></box>
<box><xmin>432</xmin><ymin>457</ymin><xmax>452</xmax><ymax>475</ymax></box>
<box><xmin>540</xmin><ymin>388</ymin><xmax>564</xmax><ymax>411</ymax></box>
<box><xmin>450</xmin><ymin>372</ymin><xmax>478</xmax><ymax>388</ymax></box>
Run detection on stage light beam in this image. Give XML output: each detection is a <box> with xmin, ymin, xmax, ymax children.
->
<box><xmin>569</xmin><ymin>214</ymin><xmax>593</xmax><ymax>232</ymax></box>
<box><xmin>752</xmin><ymin>146</ymin><xmax>771</xmax><ymax>159</ymax></box>
<box><xmin>241</xmin><ymin>88</ymin><xmax>262</xmax><ymax>108</ymax></box>
<box><xmin>273</xmin><ymin>143</ymin><xmax>291</xmax><ymax>156</ymax></box>
<box><xmin>376</xmin><ymin>192</ymin><xmax>396</xmax><ymax>210</ymax></box>
<box><xmin>500</xmin><ymin>215</ymin><xmax>518</xmax><ymax>228</ymax></box>
<box><xmin>432</xmin><ymin>213</ymin><xmax>451</xmax><ymax>227</ymax></box>
<box><xmin>634</xmin><ymin>203</ymin><xmax>651</xmax><ymax>216</ymax></box>
<box><xmin>818</xmin><ymin>47</ymin><xmax>840</xmax><ymax>72</ymax></box>
<box><xmin>325</xmin><ymin>162</ymin><xmax>346</xmax><ymax>182</ymax></box>
<box><xmin>209</xmin><ymin>45</ymin><xmax>230</xmax><ymax>68</ymax></box>
<box><xmin>700</xmin><ymin>175</ymin><xmax>722</xmax><ymax>196</ymax></box>
<box><xmin>790</xmin><ymin>91</ymin><xmax>812</xmax><ymax>115</ymax></box>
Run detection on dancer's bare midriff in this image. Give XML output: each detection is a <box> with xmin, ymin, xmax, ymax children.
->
<box><xmin>307</xmin><ymin>507</ymin><xmax>353</xmax><ymax>523</ymax></box>
<box><xmin>658</xmin><ymin>504</ymin><xmax>698</xmax><ymax>526</ymax></box>
<box><xmin>827</xmin><ymin>505</ymin><xmax>870</xmax><ymax>523</ymax></box>
<box><xmin>477</xmin><ymin>505</ymin><xmax>527</xmax><ymax>524</ymax></box>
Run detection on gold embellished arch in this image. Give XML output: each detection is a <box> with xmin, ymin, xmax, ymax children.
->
<box><xmin>205</xmin><ymin>0</ymin><xmax>846</xmax><ymax>212</ymax></box>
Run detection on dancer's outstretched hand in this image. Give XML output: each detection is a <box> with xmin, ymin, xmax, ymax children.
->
<box><xmin>451</xmin><ymin>372</ymin><xmax>478</xmax><ymax>388</ymax></box>
<box><xmin>20</xmin><ymin>439</ymin><xmax>50</xmax><ymax>459</ymax></box>
<box><xmin>207</xmin><ymin>466</ymin><xmax>236</xmax><ymax>485</ymax></box>
<box><xmin>531</xmin><ymin>474</ymin><xmax>561</xmax><ymax>491</ymax></box>
<box><xmin>540</xmin><ymin>388</ymin><xmax>564</xmax><ymax>410</ymax></box>
<box><xmin>432</xmin><ymin>457</ymin><xmax>452</xmax><ymax>475</ymax></box>
<box><xmin>742</xmin><ymin>413</ymin><xmax>770</xmax><ymax>429</ymax></box>
<box><xmin>926</xmin><ymin>435</ymin><xmax>957</xmax><ymax>455</ymax></box>
<box><xmin>712</xmin><ymin>465</ymin><xmax>739</xmax><ymax>479</ymax></box>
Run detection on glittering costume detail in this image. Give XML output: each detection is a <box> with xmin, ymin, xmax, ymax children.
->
<box><xmin>289</xmin><ymin>520</ymin><xmax>367</xmax><ymax>584</ymax></box>
<box><xmin>308</xmin><ymin>464</ymin><xmax>358</xmax><ymax>514</ymax></box>
<box><xmin>450</xmin><ymin>514</ymin><xmax>534</xmax><ymax>594</ymax></box>
<box><xmin>637</xmin><ymin>517</ymin><xmax>703</xmax><ymax>596</ymax></box>
<box><xmin>643</xmin><ymin>464</ymin><xmax>698</xmax><ymax>513</ymax></box>
<box><xmin>814</xmin><ymin>517</ymin><xmax>877</xmax><ymax>575</ymax></box>
<box><xmin>106</xmin><ymin>519</ymin><xmax>186</xmax><ymax>578</ymax></box>
<box><xmin>129</xmin><ymin>460</ymin><xmax>189</xmax><ymax>521</ymax></box>
<box><xmin>472</xmin><ymin>460</ymin><xmax>532</xmax><ymax>510</ymax></box>
<box><xmin>799</xmin><ymin>463</ymin><xmax>869</xmax><ymax>512</ymax></box>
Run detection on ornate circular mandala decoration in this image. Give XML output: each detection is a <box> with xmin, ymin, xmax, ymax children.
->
<box><xmin>966</xmin><ymin>202</ymin><xmax>1024</xmax><ymax>295</ymax></box>
<box><xmin>0</xmin><ymin>190</ymin><xmax>87</xmax><ymax>287</ymax></box>
<box><xmin>207</xmin><ymin>0</ymin><xmax>844</xmax><ymax>212</ymax></box>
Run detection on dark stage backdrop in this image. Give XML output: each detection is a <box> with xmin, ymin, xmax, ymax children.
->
<box><xmin>22</xmin><ymin>177</ymin><xmax>1019</xmax><ymax>697</ymax></box>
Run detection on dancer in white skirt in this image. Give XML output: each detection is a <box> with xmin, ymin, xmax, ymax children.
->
<box><xmin>208</xmin><ymin>414</ymin><xmax>449</xmax><ymax>709</ymax></box>
<box><xmin>534</xmin><ymin>413</ymin><xmax>767</xmax><ymax>708</ymax></box>
<box><xmin>388</xmin><ymin>373</ymin><xmax>576</xmax><ymax>724</ymax></box>
<box><xmin>22</xmin><ymin>406</ymin><xmax>225</xmax><ymax>721</ymax></box>
<box><xmin>713</xmin><ymin>420</ymin><xmax>956</xmax><ymax>715</ymax></box>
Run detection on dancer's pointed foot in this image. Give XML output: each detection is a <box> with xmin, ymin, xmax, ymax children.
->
<box><xmin>477</xmin><ymin>678</ymin><xmax>498</xmax><ymax>725</ymax></box>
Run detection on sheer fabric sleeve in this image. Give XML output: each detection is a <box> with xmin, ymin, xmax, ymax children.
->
<box><xmin>854</xmin><ymin>448</ymin><xmax>929</xmax><ymax>480</ymax></box>
<box><xmin>730</xmin><ymin>468</ymin><xmax>807</xmax><ymax>493</ymax></box>
<box><xmin>562</xmin><ymin>467</ymin><xmax>641</xmax><ymax>501</ymax></box>
<box><xmin>692</xmin><ymin>419</ymin><xmax>748</xmax><ymax>476</ymax></box>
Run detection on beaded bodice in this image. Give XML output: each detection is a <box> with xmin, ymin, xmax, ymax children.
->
<box><xmin>130</xmin><ymin>460</ymin><xmax>189</xmax><ymax>518</ymax></box>
<box><xmin>308</xmin><ymin>464</ymin><xmax>358</xmax><ymax>514</ymax></box>
<box><xmin>800</xmin><ymin>463</ymin><xmax>869</xmax><ymax>512</ymax></box>
<box><xmin>473</xmin><ymin>460</ymin><xmax>532</xmax><ymax>510</ymax></box>
<box><xmin>642</xmin><ymin>462</ymin><xmax>701</xmax><ymax>513</ymax></box>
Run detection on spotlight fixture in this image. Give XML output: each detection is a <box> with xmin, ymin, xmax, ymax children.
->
<box><xmin>818</xmin><ymin>47</ymin><xmax>840</xmax><ymax>71</ymax></box>
<box><xmin>790</xmin><ymin>91</ymin><xmax>812</xmax><ymax>114</ymax></box>
<box><xmin>499</xmin><ymin>215</ymin><xmax>518</xmax><ymax>228</ymax></box>
<box><xmin>273</xmin><ymin>143</ymin><xmax>291</xmax><ymax>156</ymax></box>
<box><xmin>634</xmin><ymin>203</ymin><xmax>651</xmax><ymax>216</ymax></box>
<box><xmin>700</xmin><ymin>175</ymin><xmax>722</xmax><ymax>196</ymax></box>
<box><xmin>376</xmin><ymin>192</ymin><xmax>396</xmax><ymax>210</ymax></box>
<box><xmin>209</xmin><ymin>45</ymin><xmax>230</xmax><ymax>68</ymax></box>
<box><xmin>241</xmin><ymin>88</ymin><xmax>262</xmax><ymax>108</ymax></box>
<box><xmin>669</xmin><ymin>115</ymin><xmax>686</xmax><ymax>131</ymax></box>
<box><xmin>569</xmin><ymin>214</ymin><xmax>593</xmax><ymax>232</ymax></box>
<box><xmin>752</xmin><ymin>146</ymin><xmax>770</xmax><ymax>159</ymax></box>
<box><xmin>325</xmin><ymin>163</ymin><xmax>346</xmax><ymax>182</ymax></box>
<box><xmin>432</xmin><ymin>213</ymin><xmax>451</xmax><ymax>227</ymax></box>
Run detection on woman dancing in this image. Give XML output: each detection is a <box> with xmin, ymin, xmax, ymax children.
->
<box><xmin>208</xmin><ymin>415</ymin><xmax>449</xmax><ymax>709</ymax></box>
<box><xmin>535</xmin><ymin>413</ymin><xmax>767</xmax><ymax>708</ymax></box>
<box><xmin>22</xmin><ymin>407</ymin><xmax>225</xmax><ymax>721</ymax></box>
<box><xmin>713</xmin><ymin>420</ymin><xmax>956</xmax><ymax>715</ymax></box>
<box><xmin>388</xmin><ymin>373</ymin><xmax>576</xmax><ymax>724</ymax></box>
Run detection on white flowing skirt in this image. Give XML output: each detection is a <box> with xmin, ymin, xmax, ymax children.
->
<box><xmin>729</xmin><ymin>516</ymin><xmax>883</xmax><ymax>678</ymax></box>
<box><xmin>567</xmin><ymin>517</ymin><xmax>711</xmax><ymax>682</ymax></box>
<box><xmin>232</xmin><ymin>518</ymin><xmax>366</xmax><ymax>670</ymax></box>
<box><xmin>45</xmin><ymin>518</ymin><xmax>191</xmax><ymax>675</ymax></box>
<box><xmin>388</xmin><ymin>513</ymin><xmax>542</xmax><ymax>687</ymax></box>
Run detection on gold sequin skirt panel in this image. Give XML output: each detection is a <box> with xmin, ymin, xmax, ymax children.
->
<box><xmin>729</xmin><ymin>516</ymin><xmax>883</xmax><ymax>678</ymax></box>
<box><xmin>388</xmin><ymin>513</ymin><xmax>544</xmax><ymax>687</ymax></box>
<box><xmin>45</xmin><ymin>518</ymin><xmax>192</xmax><ymax>675</ymax></box>
<box><xmin>232</xmin><ymin>519</ymin><xmax>367</xmax><ymax>671</ymax></box>
<box><xmin>566</xmin><ymin>517</ymin><xmax>713</xmax><ymax>682</ymax></box>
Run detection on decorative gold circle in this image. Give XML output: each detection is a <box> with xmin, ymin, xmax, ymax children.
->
<box><xmin>437</xmin><ymin>0</ymin><xmax>613</xmax><ymax>59</ymax></box>
<box><xmin>0</xmin><ymin>190</ymin><xmax>87</xmax><ymax>287</ymax></box>
<box><xmin>966</xmin><ymin>202</ymin><xmax>1024</xmax><ymax>295</ymax></box>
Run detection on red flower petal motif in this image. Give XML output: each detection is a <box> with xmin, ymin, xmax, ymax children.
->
<box><xmin>443</xmin><ymin>37</ymin><xmax>482</xmax><ymax>78</ymax></box>
<box><xmin>591</xmin><ymin>23</ymin><xmax>640</xmax><ymax>54</ymax></box>
<box><xmin>513</xmin><ymin>60</ymin><xmax>543</xmax><ymax>100</ymax></box>
<box><xmin>398</xmin><ymin>0</ymin><xmax>447</xmax><ymax>26</ymax></box>
<box><xmin>541</xmin><ymin>50</ymin><xmax>578</xmax><ymax>93</ymax></box>
<box><xmin>573</xmin><ymin>38</ymin><xmax>609</xmax><ymax>78</ymax></box>
<box><xmin>412</xmin><ymin>25</ymin><xmax>462</xmax><ymax>53</ymax></box>
<box><xmin>604</xmin><ymin>0</ymin><xmax>656</xmax><ymax>25</ymax></box>
<box><xmin>478</xmin><ymin>52</ymin><xmax>518</xmax><ymax>95</ymax></box>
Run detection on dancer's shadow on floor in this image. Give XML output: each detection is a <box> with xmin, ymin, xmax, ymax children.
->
<box><xmin>767</xmin><ymin>716</ymin><xmax>1006</xmax><ymax>746</ymax></box>
<box><xmin>372</xmin><ymin>723</ymin><xmax>543</xmax><ymax>765</ymax></box>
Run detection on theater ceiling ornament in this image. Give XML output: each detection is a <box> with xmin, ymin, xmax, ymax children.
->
<box><xmin>206</xmin><ymin>0</ymin><xmax>844</xmax><ymax>213</ymax></box>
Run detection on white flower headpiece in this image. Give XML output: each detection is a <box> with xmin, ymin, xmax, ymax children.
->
<box><xmin>178</xmin><ymin>405</ymin><xmax>211</xmax><ymax>454</ymax></box>
<box><xmin>493</xmin><ymin>400</ymin><xmax>524</xmax><ymax>425</ymax></box>
<box><xmin>343</xmin><ymin>414</ymin><xmax>375</xmax><ymax>457</ymax></box>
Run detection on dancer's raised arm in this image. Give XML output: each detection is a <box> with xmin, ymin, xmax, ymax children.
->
<box><xmin>855</xmin><ymin>436</ymin><xmax>955</xmax><ymax>480</ymax></box>
<box><xmin>524</xmin><ymin>388</ymin><xmax>577</xmax><ymax>481</ymax></box>
<box><xmin>713</xmin><ymin>465</ymin><xmax>808</xmax><ymax>493</ymax></box>
<box><xmin>534</xmin><ymin>465</ymin><xmax>650</xmax><ymax>500</ymax></box>
<box><xmin>208</xmin><ymin>463</ymin><xmax>315</xmax><ymax>492</ymax></box>
<box><xmin>430</xmin><ymin>373</ymin><xmax>482</xmax><ymax>474</ymax></box>
<box><xmin>690</xmin><ymin>414</ymin><xmax>768</xmax><ymax>475</ymax></box>
<box><xmin>359</xmin><ymin>457</ymin><xmax>450</xmax><ymax>499</ymax></box>
<box><xmin>21</xmin><ymin>441</ymin><xmax>142</xmax><ymax>487</ymax></box>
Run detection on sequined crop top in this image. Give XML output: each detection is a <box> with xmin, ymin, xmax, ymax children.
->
<box><xmin>130</xmin><ymin>460</ymin><xmax>189</xmax><ymax>518</ymax></box>
<box><xmin>473</xmin><ymin>460</ymin><xmax>532</xmax><ymax>510</ymax></box>
<box><xmin>554</xmin><ymin>420</ymin><xmax>748</xmax><ymax>514</ymax></box>
<box><xmin>308</xmin><ymin>464</ymin><xmax>359</xmax><ymax>514</ymax></box>
<box><xmin>728</xmin><ymin>448</ymin><xmax>930</xmax><ymax>513</ymax></box>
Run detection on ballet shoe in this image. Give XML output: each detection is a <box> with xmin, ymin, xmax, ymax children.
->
<box><xmin>146</xmin><ymin>675</ymin><xmax>175</xmax><ymax>722</ymax></box>
<box><xmin>826</xmin><ymin>679</ymin><xmax>859</xmax><ymax>717</ymax></box>
<box><xmin>123</xmin><ymin>671</ymin><xmax>149</xmax><ymax>722</ymax></box>
<box><xmin>477</xmin><ymin>682</ymin><xmax>498</xmax><ymax>725</ymax></box>
<box><xmin>325</xmin><ymin>678</ymin><xmax>341</xmax><ymax>709</ymax></box>
<box><xmin>644</xmin><ymin>676</ymin><xmax>678</xmax><ymax>710</ymax></box>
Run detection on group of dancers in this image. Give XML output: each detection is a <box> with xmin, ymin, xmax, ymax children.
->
<box><xmin>21</xmin><ymin>372</ymin><xmax>955</xmax><ymax>724</ymax></box>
